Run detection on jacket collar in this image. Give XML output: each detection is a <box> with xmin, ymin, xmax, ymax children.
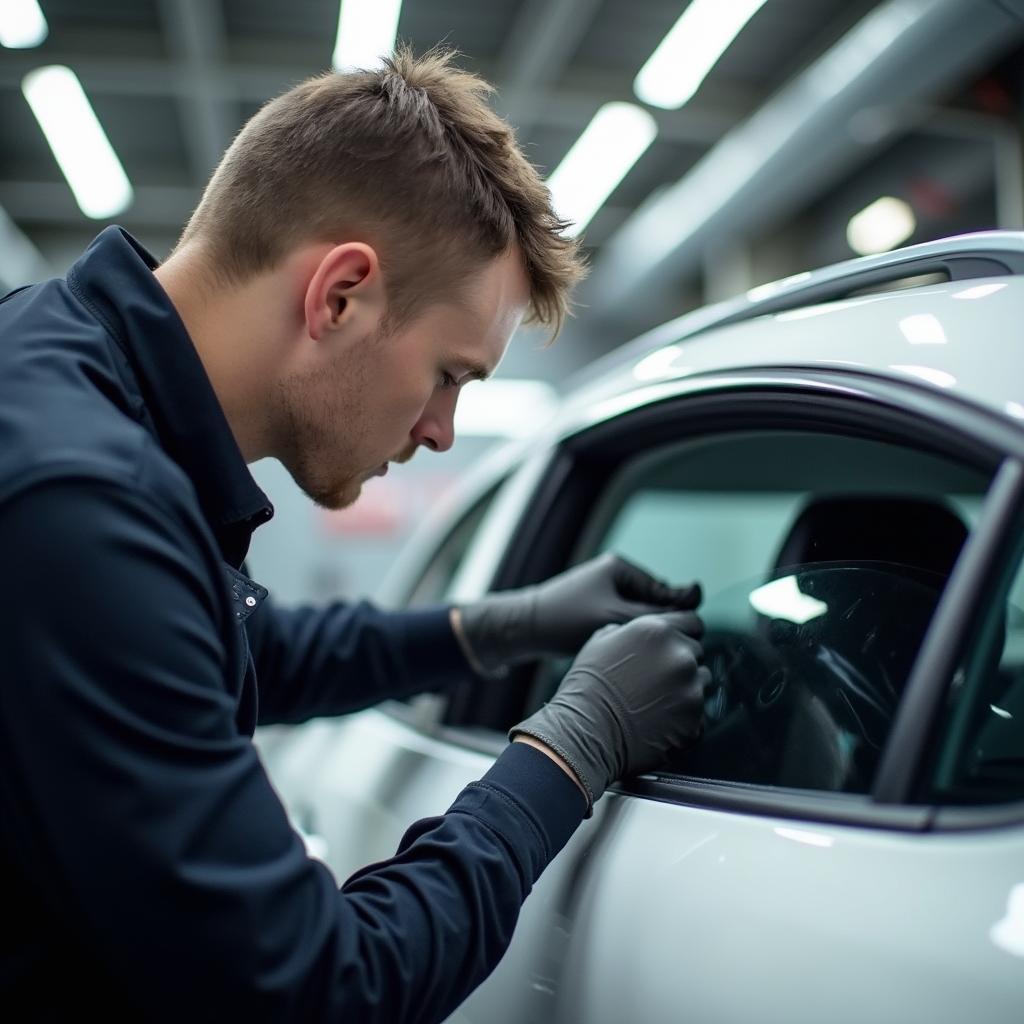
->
<box><xmin>67</xmin><ymin>226</ymin><xmax>273</xmax><ymax>563</ymax></box>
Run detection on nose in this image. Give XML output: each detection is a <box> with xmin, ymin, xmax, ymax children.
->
<box><xmin>411</xmin><ymin>389</ymin><xmax>457</xmax><ymax>453</ymax></box>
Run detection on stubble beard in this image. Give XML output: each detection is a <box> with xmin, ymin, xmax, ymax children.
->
<box><xmin>272</xmin><ymin>352</ymin><xmax>372</xmax><ymax>512</ymax></box>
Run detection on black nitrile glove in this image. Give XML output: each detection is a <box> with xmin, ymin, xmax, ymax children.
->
<box><xmin>510</xmin><ymin>610</ymin><xmax>710</xmax><ymax>811</ymax></box>
<box><xmin>459</xmin><ymin>553</ymin><xmax>701</xmax><ymax>673</ymax></box>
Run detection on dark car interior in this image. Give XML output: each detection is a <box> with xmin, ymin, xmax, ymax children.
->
<box><xmin>672</xmin><ymin>494</ymin><xmax>971</xmax><ymax>792</ymax></box>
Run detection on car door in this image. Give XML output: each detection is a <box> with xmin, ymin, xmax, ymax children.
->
<box><xmin>440</xmin><ymin>371</ymin><xmax>1024</xmax><ymax>1023</ymax></box>
<box><xmin>258</xmin><ymin>367</ymin><xmax>1024</xmax><ymax>1024</ymax></box>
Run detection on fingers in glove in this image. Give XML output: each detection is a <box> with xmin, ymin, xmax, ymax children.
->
<box><xmin>652</xmin><ymin>609</ymin><xmax>707</xmax><ymax>645</ymax></box>
<box><xmin>610</xmin><ymin>555</ymin><xmax>702</xmax><ymax>610</ymax></box>
<box><xmin>696</xmin><ymin>664</ymin><xmax>714</xmax><ymax>694</ymax></box>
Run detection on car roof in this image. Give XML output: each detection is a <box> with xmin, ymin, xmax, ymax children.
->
<box><xmin>567</xmin><ymin>231</ymin><xmax>1024</xmax><ymax>425</ymax></box>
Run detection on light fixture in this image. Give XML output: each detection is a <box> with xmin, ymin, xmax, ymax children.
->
<box><xmin>332</xmin><ymin>0</ymin><xmax>404</xmax><ymax>71</ymax></box>
<box><xmin>22</xmin><ymin>66</ymin><xmax>133</xmax><ymax>220</ymax></box>
<box><xmin>0</xmin><ymin>0</ymin><xmax>48</xmax><ymax>49</ymax></box>
<box><xmin>454</xmin><ymin>379</ymin><xmax>559</xmax><ymax>439</ymax></box>
<box><xmin>846</xmin><ymin>196</ymin><xmax>916</xmax><ymax>255</ymax></box>
<box><xmin>634</xmin><ymin>0</ymin><xmax>768</xmax><ymax>110</ymax></box>
<box><xmin>547</xmin><ymin>102</ymin><xmax>657</xmax><ymax>239</ymax></box>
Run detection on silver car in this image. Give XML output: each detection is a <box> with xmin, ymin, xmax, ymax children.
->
<box><xmin>259</xmin><ymin>232</ymin><xmax>1024</xmax><ymax>1023</ymax></box>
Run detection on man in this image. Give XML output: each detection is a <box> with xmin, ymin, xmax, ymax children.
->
<box><xmin>0</xmin><ymin>48</ymin><xmax>708</xmax><ymax>1022</ymax></box>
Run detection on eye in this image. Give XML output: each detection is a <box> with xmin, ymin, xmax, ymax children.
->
<box><xmin>439</xmin><ymin>371</ymin><xmax>458</xmax><ymax>390</ymax></box>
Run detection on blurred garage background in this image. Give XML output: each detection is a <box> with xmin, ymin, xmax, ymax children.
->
<box><xmin>3</xmin><ymin>0</ymin><xmax>1024</xmax><ymax>602</ymax></box>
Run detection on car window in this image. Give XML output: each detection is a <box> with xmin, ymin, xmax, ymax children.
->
<box><xmin>527</xmin><ymin>429</ymin><xmax>990</xmax><ymax>795</ymax></box>
<box><xmin>405</xmin><ymin>481</ymin><xmax>503</xmax><ymax>607</ymax></box>
<box><xmin>668</xmin><ymin>564</ymin><xmax>951</xmax><ymax>791</ymax></box>
<box><xmin>927</xmin><ymin>542</ymin><xmax>1024</xmax><ymax>805</ymax></box>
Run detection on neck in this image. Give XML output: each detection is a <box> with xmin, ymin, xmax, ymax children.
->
<box><xmin>154</xmin><ymin>246</ymin><xmax>284</xmax><ymax>462</ymax></box>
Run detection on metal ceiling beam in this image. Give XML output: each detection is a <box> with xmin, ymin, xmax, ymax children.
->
<box><xmin>582</xmin><ymin>0</ymin><xmax>1024</xmax><ymax>336</ymax></box>
<box><xmin>0</xmin><ymin>54</ymin><xmax>740</xmax><ymax>149</ymax></box>
<box><xmin>158</xmin><ymin>0</ymin><xmax>233</xmax><ymax>178</ymax></box>
<box><xmin>0</xmin><ymin>182</ymin><xmax>198</xmax><ymax>228</ymax></box>
<box><xmin>496</xmin><ymin>0</ymin><xmax>604</xmax><ymax>133</ymax></box>
<box><xmin>0</xmin><ymin>52</ymin><xmax>285</xmax><ymax>99</ymax></box>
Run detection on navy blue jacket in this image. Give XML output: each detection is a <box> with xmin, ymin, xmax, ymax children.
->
<box><xmin>0</xmin><ymin>228</ymin><xmax>586</xmax><ymax>1022</ymax></box>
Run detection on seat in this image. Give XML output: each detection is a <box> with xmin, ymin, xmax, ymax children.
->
<box><xmin>771</xmin><ymin>494</ymin><xmax>968</xmax><ymax>582</ymax></box>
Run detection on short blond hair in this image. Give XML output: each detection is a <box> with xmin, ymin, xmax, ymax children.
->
<box><xmin>178</xmin><ymin>46</ymin><xmax>585</xmax><ymax>336</ymax></box>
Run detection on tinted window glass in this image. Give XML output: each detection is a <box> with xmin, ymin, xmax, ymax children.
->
<box><xmin>672</xmin><ymin>564</ymin><xmax>948</xmax><ymax>791</ymax></box>
<box><xmin>530</xmin><ymin>430</ymin><xmax>990</xmax><ymax>794</ymax></box>
<box><xmin>928</xmin><ymin>543</ymin><xmax>1024</xmax><ymax>804</ymax></box>
<box><xmin>405</xmin><ymin>483</ymin><xmax>502</xmax><ymax>607</ymax></box>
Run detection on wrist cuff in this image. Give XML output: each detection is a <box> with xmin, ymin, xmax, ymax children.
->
<box><xmin>451</xmin><ymin>606</ymin><xmax>509</xmax><ymax>679</ymax></box>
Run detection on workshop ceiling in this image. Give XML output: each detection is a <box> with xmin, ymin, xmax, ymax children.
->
<box><xmin>2</xmin><ymin>0</ymin><xmax>1023</xmax><ymax>359</ymax></box>
<box><xmin>0</xmin><ymin>0</ymin><xmax>878</xmax><ymax>267</ymax></box>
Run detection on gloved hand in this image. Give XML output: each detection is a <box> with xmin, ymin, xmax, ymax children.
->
<box><xmin>458</xmin><ymin>553</ymin><xmax>701</xmax><ymax>673</ymax></box>
<box><xmin>511</xmin><ymin>610</ymin><xmax>710</xmax><ymax>811</ymax></box>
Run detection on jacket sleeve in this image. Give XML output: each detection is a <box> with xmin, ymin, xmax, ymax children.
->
<box><xmin>248</xmin><ymin>595</ymin><xmax>474</xmax><ymax>725</ymax></box>
<box><xmin>0</xmin><ymin>478</ymin><xmax>586</xmax><ymax>1023</ymax></box>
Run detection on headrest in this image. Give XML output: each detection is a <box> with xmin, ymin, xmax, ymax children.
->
<box><xmin>772</xmin><ymin>495</ymin><xmax>968</xmax><ymax>579</ymax></box>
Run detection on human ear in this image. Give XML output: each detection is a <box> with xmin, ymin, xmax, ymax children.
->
<box><xmin>303</xmin><ymin>242</ymin><xmax>381</xmax><ymax>341</ymax></box>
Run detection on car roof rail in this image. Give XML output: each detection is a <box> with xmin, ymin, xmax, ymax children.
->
<box><xmin>572</xmin><ymin>230</ymin><xmax>1024</xmax><ymax>389</ymax></box>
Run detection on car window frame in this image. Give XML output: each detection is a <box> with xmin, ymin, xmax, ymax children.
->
<box><xmin>433</xmin><ymin>369</ymin><xmax>1024</xmax><ymax>829</ymax></box>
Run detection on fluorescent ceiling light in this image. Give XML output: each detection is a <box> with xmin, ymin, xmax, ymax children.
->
<box><xmin>634</xmin><ymin>0</ymin><xmax>768</xmax><ymax>109</ymax></box>
<box><xmin>454</xmin><ymin>379</ymin><xmax>558</xmax><ymax>439</ymax></box>
<box><xmin>0</xmin><ymin>0</ymin><xmax>48</xmax><ymax>48</ymax></box>
<box><xmin>22</xmin><ymin>66</ymin><xmax>133</xmax><ymax>220</ymax></box>
<box><xmin>333</xmin><ymin>0</ymin><xmax>403</xmax><ymax>71</ymax></box>
<box><xmin>748</xmin><ymin>575</ymin><xmax>828</xmax><ymax>625</ymax></box>
<box><xmin>846</xmin><ymin>196</ymin><xmax>915</xmax><ymax>256</ymax></box>
<box><xmin>548</xmin><ymin>102</ymin><xmax>657</xmax><ymax>239</ymax></box>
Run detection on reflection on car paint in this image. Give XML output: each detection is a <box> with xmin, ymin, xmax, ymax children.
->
<box><xmin>990</xmin><ymin>883</ymin><xmax>1024</xmax><ymax>959</ymax></box>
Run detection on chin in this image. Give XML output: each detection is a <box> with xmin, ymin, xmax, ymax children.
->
<box><xmin>302</xmin><ymin>476</ymin><xmax>363</xmax><ymax>511</ymax></box>
<box><xmin>329</xmin><ymin>482</ymin><xmax>363</xmax><ymax>510</ymax></box>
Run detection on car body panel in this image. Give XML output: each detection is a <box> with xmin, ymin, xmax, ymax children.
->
<box><xmin>569</xmin><ymin>276</ymin><xmax>1024</xmax><ymax>426</ymax></box>
<box><xmin>543</xmin><ymin>796</ymin><xmax>1024</xmax><ymax>1024</ymax></box>
<box><xmin>260</xmin><ymin>710</ymin><xmax>1024</xmax><ymax>1024</ymax></box>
